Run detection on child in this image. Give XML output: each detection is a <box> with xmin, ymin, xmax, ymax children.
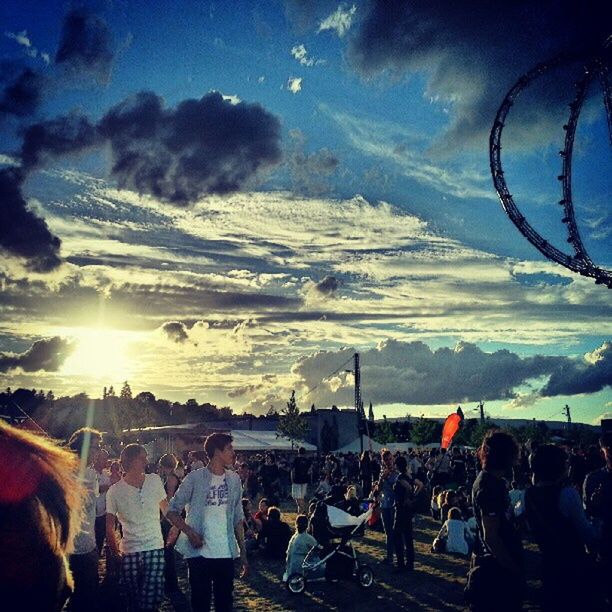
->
<box><xmin>283</xmin><ymin>514</ymin><xmax>318</xmax><ymax>581</ymax></box>
<box><xmin>434</xmin><ymin>507</ymin><xmax>470</xmax><ymax>555</ymax></box>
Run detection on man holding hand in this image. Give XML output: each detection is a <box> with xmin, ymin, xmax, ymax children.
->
<box><xmin>167</xmin><ymin>433</ymin><xmax>248</xmax><ymax>612</ymax></box>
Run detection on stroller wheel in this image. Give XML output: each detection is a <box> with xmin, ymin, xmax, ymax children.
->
<box><xmin>356</xmin><ymin>564</ymin><xmax>374</xmax><ymax>588</ymax></box>
<box><xmin>286</xmin><ymin>573</ymin><xmax>306</xmax><ymax>595</ymax></box>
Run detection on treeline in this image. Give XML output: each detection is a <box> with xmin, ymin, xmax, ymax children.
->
<box><xmin>0</xmin><ymin>382</ymin><xmax>237</xmax><ymax>440</ymax></box>
<box><xmin>370</xmin><ymin>415</ymin><xmax>599</xmax><ymax>448</ymax></box>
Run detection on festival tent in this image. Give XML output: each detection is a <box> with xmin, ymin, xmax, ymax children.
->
<box><xmin>230</xmin><ymin>430</ymin><xmax>316</xmax><ymax>452</ymax></box>
<box><xmin>383</xmin><ymin>441</ymin><xmax>417</xmax><ymax>452</ymax></box>
<box><xmin>336</xmin><ymin>436</ymin><xmax>383</xmax><ymax>453</ymax></box>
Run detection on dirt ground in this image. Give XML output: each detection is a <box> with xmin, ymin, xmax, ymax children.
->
<box><xmin>99</xmin><ymin>506</ymin><xmax>545</xmax><ymax>611</ymax></box>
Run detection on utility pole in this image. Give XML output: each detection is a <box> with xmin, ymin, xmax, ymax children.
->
<box><xmin>563</xmin><ymin>404</ymin><xmax>572</xmax><ymax>431</ymax></box>
<box><xmin>355</xmin><ymin>353</ymin><xmax>363</xmax><ymax>453</ymax></box>
<box><xmin>346</xmin><ymin>353</ymin><xmax>365</xmax><ymax>453</ymax></box>
<box><xmin>478</xmin><ymin>401</ymin><xmax>485</xmax><ymax>424</ymax></box>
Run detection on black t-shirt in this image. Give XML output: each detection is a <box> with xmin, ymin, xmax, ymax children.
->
<box><xmin>472</xmin><ymin>470</ymin><xmax>523</xmax><ymax>564</ymax></box>
<box><xmin>292</xmin><ymin>456</ymin><xmax>311</xmax><ymax>484</ymax></box>
<box><xmin>393</xmin><ymin>473</ymin><xmax>415</xmax><ymax>512</ymax></box>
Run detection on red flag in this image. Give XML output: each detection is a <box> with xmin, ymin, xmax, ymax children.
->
<box><xmin>441</xmin><ymin>413</ymin><xmax>462</xmax><ymax>449</ymax></box>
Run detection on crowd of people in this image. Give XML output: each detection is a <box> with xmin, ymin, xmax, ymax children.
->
<box><xmin>0</xmin><ymin>418</ymin><xmax>611</xmax><ymax>611</ymax></box>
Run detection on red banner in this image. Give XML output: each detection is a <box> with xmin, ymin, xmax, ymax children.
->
<box><xmin>441</xmin><ymin>413</ymin><xmax>462</xmax><ymax>449</ymax></box>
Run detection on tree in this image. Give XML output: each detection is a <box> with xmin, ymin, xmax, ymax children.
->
<box><xmin>373</xmin><ymin>416</ymin><xmax>395</xmax><ymax>444</ymax></box>
<box><xmin>277</xmin><ymin>390</ymin><xmax>308</xmax><ymax>449</ymax></box>
<box><xmin>267</xmin><ymin>405</ymin><xmax>278</xmax><ymax>416</ymax></box>
<box><xmin>120</xmin><ymin>381</ymin><xmax>133</xmax><ymax>401</ymax></box>
<box><xmin>135</xmin><ymin>391</ymin><xmax>156</xmax><ymax>404</ymax></box>
<box><xmin>106</xmin><ymin>385</ymin><xmax>116</xmax><ymax>397</ymax></box>
<box><xmin>410</xmin><ymin>416</ymin><xmax>438</xmax><ymax>446</ymax></box>
<box><xmin>368</xmin><ymin>402</ymin><xmax>375</xmax><ymax>421</ymax></box>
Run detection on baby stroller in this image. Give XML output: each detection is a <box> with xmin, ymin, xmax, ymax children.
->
<box><xmin>286</xmin><ymin>500</ymin><xmax>374</xmax><ymax>595</ymax></box>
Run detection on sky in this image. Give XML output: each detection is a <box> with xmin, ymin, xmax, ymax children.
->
<box><xmin>0</xmin><ymin>0</ymin><xmax>610</xmax><ymax>426</ymax></box>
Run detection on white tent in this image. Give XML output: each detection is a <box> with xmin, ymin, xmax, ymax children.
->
<box><xmin>384</xmin><ymin>441</ymin><xmax>417</xmax><ymax>452</ymax></box>
<box><xmin>336</xmin><ymin>436</ymin><xmax>383</xmax><ymax>453</ymax></box>
<box><xmin>230</xmin><ymin>430</ymin><xmax>316</xmax><ymax>452</ymax></box>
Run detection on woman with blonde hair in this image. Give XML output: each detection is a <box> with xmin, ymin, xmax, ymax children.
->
<box><xmin>0</xmin><ymin>420</ymin><xmax>83</xmax><ymax>611</ymax></box>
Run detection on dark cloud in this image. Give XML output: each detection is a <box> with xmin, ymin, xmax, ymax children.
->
<box><xmin>0</xmin><ymin>167</ymin><xmax>62</xmax><ymax>271</ymax></box>
<box><xmin>20</xmin><ymin>113</ymin><xmax>99</xmax><ymax>170</ymax></box>
<box><xmin>0</xmin><ymin>336</ymin><xmax>74</xmax><ymax>372</ymax></box>
<box><xmin>348</xmin><ymin>1</ymin><xmax>610</xmax><ymax>152</ymax></box>
<box><xmin>1</xmin><ymin>89</ymin><xmax>281</xmax><ymax>270</ymax></box>
<box><xmin>314</xmin><ymin>275</ymin><xmax>339</xmax><ymax>295</ymax></box>
<box><xmin>160</xmin><ymin>321</ymin><xmax>189</xmax><ymax>344</ymax></box>
<box><xmin>55</xmin><ymin>9</ymin><xmax>115</xmax><ymax>84</ymax></box>
<box><xmin>98</xmin><ymin>91</ymin><xmax>283</xmax><ymax>204</ymax></box>
<box><xmin>0</xmin><ymin>66</ymin><xmax>44</xmax><ymax>117</ymax></box>
<box><xmin>292</xmin><ymin>340</ymin><xmax>611</xmax><ymax>406</ymax></box>
<box><xmin>288</xmin><ymin>129</ymin><xmax>339</xmax><ymax>195</ymax></box>
<box><xmin>541</xmin><ymin>342</ymin><xmax>612</xmax><ymax>397</ymax></box>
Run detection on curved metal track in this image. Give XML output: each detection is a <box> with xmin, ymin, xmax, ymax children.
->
<box><xmin>489</xmin><ymin>50</ymin><xmax>612</xmax><ymax>288</ymax></box>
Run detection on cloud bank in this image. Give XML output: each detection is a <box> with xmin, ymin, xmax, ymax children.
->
<box><xmin>348</xmin><ymin>0</ymin><xmax>610</xmax><ymax>152</ymax></box>
<box><xmin>0</xmin><ymin>336</ymin><xmax>74</xmax><ymax>373</ymax></box>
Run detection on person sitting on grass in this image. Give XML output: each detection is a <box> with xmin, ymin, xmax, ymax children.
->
<box><xmin>242</xmin><ymin>498</ymin><xmax>258</xmax><ymax>553</ymax></box>
<box><xmin>433</xmin><ymin>507</ymin><xmax>470</xmax><ymax>556</ymax></box>
<box><xmin>261</xmin><ymin>506</ymin><xmax>292</xmax><ymax>560</ymax></box>
<box><xmin>283</xmin><ymin>515</ymin><xmax>318</xmax><ymax>581</ymax></box>
<box><xmin>254</xmin><ymin>497</ymin><xmax>269</xmax><ymax>535</ymax></box>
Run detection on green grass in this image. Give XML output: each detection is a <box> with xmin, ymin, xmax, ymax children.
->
<box><xmin>151</xmin><ymin>507</ymin><xmax>544</xmax><ymax>611</ymax></box>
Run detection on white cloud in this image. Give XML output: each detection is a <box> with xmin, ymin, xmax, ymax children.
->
<box><xmin>318</xmin><ymin>4</ymin><xmax>357</xmax><ymax>37</ymax></box>
<box><xmin>291</xmin><ymin>44</ymin><xmax>324</xmax><ymax>67</ymax></box>
<box><xmin>5</xmin><ymin>29</ymin><xmax>48</xmax><ymax>62</ymax></box>
<box><xmin>287</xmin><ymin>77</ymin><xmax>302</xmax><ymax>94</ymax></box>
<box><xmin>2</xmin><ymin>168</ymin><xmax>611</xmax><ymax>413</ymax></box>
<box><xmin>5</xmin><ymin>30</ymin><xmax>31</xmax><ymax>47</ymax></box>
<box><xmin>322</xmin><ymin>104</ymin><xmax>495</xmax><ymax>201</ymax></box>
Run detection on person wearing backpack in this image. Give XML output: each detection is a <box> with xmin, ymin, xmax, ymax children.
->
<box><xmin>392</xmin><ymin>455</ymin><xmax>424</xmax><ymax>572</ymax></box>
<box><xmin>525</xmin><ymin>444</ymin><xmax>599</xmax><ymax>611</ymax></box>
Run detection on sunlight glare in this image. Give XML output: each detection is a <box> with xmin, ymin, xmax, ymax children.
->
<box><xmin>62</xmin><ymin>328</ymin><xmax>136</xmax><ymax>381</ymax></box>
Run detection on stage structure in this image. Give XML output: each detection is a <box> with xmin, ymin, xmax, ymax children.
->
<box><xmin>490</xmin><ymin>37</ymin><xmax>611</xmax><ymax>288</ymax></box>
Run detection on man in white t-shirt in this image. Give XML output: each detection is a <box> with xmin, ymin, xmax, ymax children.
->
<box><xmin>66</xmin><ymin>428</ymin><xmax>102</xmax><ymax>612</ymax></box>
<box><xmin>167</xmin><ymin>433</ymin><xmax>247</xmax><ymax>612</ymax></box>
<box><xmin>106</xmin><ymin>444</ymin><xmax>168</xmax><ymax>612</ymax></box>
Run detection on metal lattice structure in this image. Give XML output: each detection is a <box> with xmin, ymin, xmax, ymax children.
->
<box><xmin>489</xmin><ymin>42</ymin><xmax>612</xmax><ymax>288</ymax></box>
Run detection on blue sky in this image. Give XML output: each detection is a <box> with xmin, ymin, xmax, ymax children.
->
<box><xmin>0</xmin><ymin>1</ymin><xmax>610</xmax><ymax>425</ymax></box>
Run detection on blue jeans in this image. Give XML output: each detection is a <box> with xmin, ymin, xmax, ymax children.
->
<box><xmin>381</xmin><ymin>507</ymin><xmax>395</xmax><ymax>562</ymax></box>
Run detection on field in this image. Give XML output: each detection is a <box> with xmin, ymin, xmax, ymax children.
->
<box><xmin>116</xmin><ymin>507</ymin><xmax>544</xmax><ymax>612</ymax></box>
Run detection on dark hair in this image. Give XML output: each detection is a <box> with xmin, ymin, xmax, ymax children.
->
<box><xmin>241</xmin><ymin>498</ymin><xmax>251</xmax><ymax>518</ymax></box>
<box><xmin>381</xmin><ymin>449</ymin><xmax>392</xmax><ymax>459</ymax></box>
<box><xmin>600</xmin><ymin>432</ymin><xmax>612</xmax><ymax>449</ymax></box>
<box><xmin>530</xmin><ymin>444</ymin><xmax>567</xmax><ymax>482</ymax></box>
<box><xmin>259</xmin><ymin>497</ymin><xmax>269</xmax><ymax>507</ymax></box>
<box><xmin>296</xmin><ymin>514</ymin><xmax>308</xmax><ymax>533</ymax></box>
<box><xmin>120</xmin><ymin>444</ymin><xmax>146</xmax><ymax>471</ymax></box>
<box><xmin>394</xmin><ymin>455</ymin><xmax>407</xmax><ymax>473</ymax></box>
<box><xmin>448</xmin><ymin>507</ymin><xmax>462</xmax><ymax>520</ymax></box>
<box><xmin>298</xmin><ymin>447</ymin><xmax>305</xmax><ymax>455</ymax></box>
<box><xmin>203</xmin><ymin>433</ymin><xmax>233</xmax><ymax>459</ymax></box>
<box><xmin>478</xmin><ymin>430</ymin><xmax>518</xmax><ymax>471</ymax></box>
<box><xmin>67</xmin><ymin>427</ymin><xmax>101</xmax><ymax>457</ymax></box>
<box><xmin>268</xmin><ymin>506</ymin><xmax>281</xmax><ymax>522</ymax></box>
<box><xmin>158</xmin><ymin>453</ymin><xmax>178</xmax><ymax>470</ymax></box>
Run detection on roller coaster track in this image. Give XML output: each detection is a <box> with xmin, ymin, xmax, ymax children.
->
<box><xmin>489</xmin><ymin>45</ymin><xmax>612</xmax><ymax>288</ymax></box>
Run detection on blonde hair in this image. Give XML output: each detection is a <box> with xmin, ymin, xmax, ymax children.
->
<box><xmin>0</xmin><ymin>420</ymin><xmax>84</xmax><ymax>608</ymax></box>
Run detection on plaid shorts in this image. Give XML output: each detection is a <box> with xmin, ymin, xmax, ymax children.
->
<box><xmin>120</xmin><ymin>548</ymin><xmax>165</xmax><ymax>611</ymax></box>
